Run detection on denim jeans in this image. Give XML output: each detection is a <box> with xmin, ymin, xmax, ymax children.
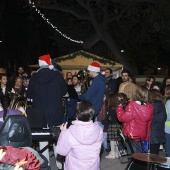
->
<box><xmin>98</xmin><ymin>121</ymin><xmax>104</xmax><ymax>129</ymax></box>
<box><xmin>97</xmin><ymin>122</ymin><xmax>108</xmax><ymax>149</ymax></box>
<box><xmin>165</xmin><ymin>133</ymin><xmax>170</xmax><ymax>157</ymax></box>
<box><xmin>103</xmin><ymin>132</ymin><xmax>108</xmax><ymax>149</ymax></box>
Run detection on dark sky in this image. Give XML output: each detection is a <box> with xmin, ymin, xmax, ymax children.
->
<box><xmin>1</xmin><ymin>0</ymin><xmax>170</xmax><ymax>75</ymax></box>
<box><xmin>0</xmin><ymin>0</ymin><xmax>62</xmax><ymax>70</ymax></box>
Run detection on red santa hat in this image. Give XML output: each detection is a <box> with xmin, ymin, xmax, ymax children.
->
<box><xmin>38</xmin><ymin>54</ymin><xmax>54</xmax><ymax>69</ymax></box>
<box><xmin>87</xmin><ymin>62</ymin><xmax>101</xmax><ymax>72</ymax></box>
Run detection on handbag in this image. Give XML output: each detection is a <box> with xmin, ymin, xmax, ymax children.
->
<box><xmin>117</xmin><ymin>127</ymin><xmax>126</xmax><ymax>148</ymax></box>
<box><xmin>142</xmin><ymin>140</ymin><xmax>148</xmax><ymax>153</ymax></box>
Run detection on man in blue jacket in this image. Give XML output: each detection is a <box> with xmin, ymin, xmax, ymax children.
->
<box><xmin>78</xmin><ymin>62</ymin><xmax>106</xmax><ymax>118</ymax></box>
<box><xmin>27</xmin><ymin>54</ymin><xmax>67</xmax><ymax>128</ymax></box>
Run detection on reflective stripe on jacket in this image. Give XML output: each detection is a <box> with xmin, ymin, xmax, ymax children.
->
<box><xmin>165</xmin><ymin>108</ymin><xmax>170</xmax><ymax>126</ymax></box>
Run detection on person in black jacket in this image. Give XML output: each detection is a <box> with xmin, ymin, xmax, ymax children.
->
<box><xmin>105</xmin><ymin>68</ymin><xmax>119</xmax><ymax>94</ymax></box>
<box><xmin>148</xmin><ymin>89</ymin><xmax>167</xmax><ymax>155</ymax></box>
<box><xmin>27</xmin><ymin>54</ymin><xmax>67</xmax><ymax>128</ymax></box>
<box><xmin>0</xmin><ymin>73</ymin><xmax>12</xmax><ymax>100</ymax></box>
<box><xmin>65</xmin><ymin>78</ymin><xmax>78</xmax><ymax>123</ymax></box>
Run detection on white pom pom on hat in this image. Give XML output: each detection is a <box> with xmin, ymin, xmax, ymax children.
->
<box><xmin>87</xmin><ymin>62</ymin><xmax>101</xmax><ymax>72</ymax></box>
<box><xmin>38</xmin><ymin>54</ymin><xmax>54</xmax><ymax>70</ymax></box>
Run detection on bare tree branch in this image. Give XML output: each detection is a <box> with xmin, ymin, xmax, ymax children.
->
<box><xmin>81</xmin><ymin>34</ymin><xmax>100</xmax><ymax>49</ymax></box>
<box><xmin>75</xmin><ymin>0</ymin><xmax>89</xmax><ymax>11</ymax></box>
<box><xmin>36</xmin><ymin>3</ymin><xmax>90</xmax><ymax>20</ymax></box>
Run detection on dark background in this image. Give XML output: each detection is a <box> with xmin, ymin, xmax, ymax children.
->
<box><xmin>0</xmin><ymin>0</ymin><xmax>170</xmax><ymax>75</ymax></box>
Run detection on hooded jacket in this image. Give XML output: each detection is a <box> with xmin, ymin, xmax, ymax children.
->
<box><xmin>56</xmin><ymin>120</ymin><xmax>103</xmax><ymax>170</ymax></box>
<box><xmin>27</xmin><ymin>68</ymin><xmax>67</xmax><ymax>127</ymax></box>
<box><xmin>116</xmin><ymin>101</ymin><xmax>153</xmax><ymax>141</ymax></box>
<box><xmin>78</xmin><ymin>74</ymin><xmax>105</xmax><ymax>117</ymax></box>
<box><xmin>150</xmin><ymin>101</ymin><xmax>166</xmax><ymax>144</ymax></box>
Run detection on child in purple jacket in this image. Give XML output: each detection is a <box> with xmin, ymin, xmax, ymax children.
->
<box><xmin>0</xmin><ymin>95</ymin><xmax>21</xmax><ymax>127</ymax></box>
<box><xmin>56</xmin><ymin>101</ymin><xmax>103</xmax><ymax>170</ymax></box>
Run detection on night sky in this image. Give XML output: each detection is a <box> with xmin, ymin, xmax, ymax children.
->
<box><xmin>0</xmin><ymin>0</ymin><xmax>170</xmax><ymax>75</ymax></box>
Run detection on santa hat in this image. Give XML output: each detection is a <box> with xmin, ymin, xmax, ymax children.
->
<box><xmin>38</xmin><ymin>54</ymin><xmax>54</xmax><ymax>69</ymax></box>
<box><xmin>87</xmin><ymin>62</ymin><xmax>101</xmax><ymax>72</ymax></box>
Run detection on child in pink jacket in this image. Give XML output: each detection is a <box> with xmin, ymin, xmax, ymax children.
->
<box><xmin>56</xmin><ymin>101</ymin><xmax>103</xmax><ymax>170</ymax></box>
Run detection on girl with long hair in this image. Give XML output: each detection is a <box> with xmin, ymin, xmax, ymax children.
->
<box><xmin>0</xmin><ymin>95</ymin><xmax>21</xmax><ymax>127</ymax></box>
<box><xmin>148</xmin><ymin>89</ymin><xmax>166</xmax><ymax>155</ymax></box>
<box><xmin>105</xmin><ymin>93</ymin><xmax>129</xmax><ymax>159</ymax></box>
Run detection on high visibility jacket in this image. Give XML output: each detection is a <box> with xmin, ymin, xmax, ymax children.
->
<box><xmin>165</xmin><ymin>108</ymin><xmax>170</xmax><ymax>126</ymax></box>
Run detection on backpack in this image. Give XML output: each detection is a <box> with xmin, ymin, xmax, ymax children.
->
<box><xmin>0</xmin><ymin>115</ymin><xmax>32</xmax><ymax>147</ymax></box>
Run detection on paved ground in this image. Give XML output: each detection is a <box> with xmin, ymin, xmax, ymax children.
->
<box><xmin>49</xmin><ymin>149</ymin><xmax>167</xmax><ymax>170</ymax></box>
<box><xmin>49</xmin><ymin>150</ymin><xmax>128</xmax><ymax>170</ymax></box>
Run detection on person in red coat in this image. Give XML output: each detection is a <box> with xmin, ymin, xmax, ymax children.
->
<box><xmin>116</xmin><ymin>86</ymin><xmax>153</xmax><ymax>154</ymax></box>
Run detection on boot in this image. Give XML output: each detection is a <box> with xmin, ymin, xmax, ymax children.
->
<box><xmin>105</xmin><ymin>141</ymin><xmax>115</xmax><ymax>159</ymax></box>
<box><xmin>114</xmin><ymin>141</ymin><xmax>119</xmax><ymax>158</ymax></box>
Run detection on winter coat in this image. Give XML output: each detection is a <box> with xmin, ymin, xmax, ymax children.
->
<box><xmin>26</xmin><ymin>68</ymin><xmax>67</xmax><ymax>127</ymax></box>
<box><xmin>0</xmin><ymin>84</ymin><xmax>12</xmax><ymax>100</ymax></box>
<box><xmin>107</xmin><ymin>109</ymin><xmax>120</xmax><ymax>124</ymax></box>
<box><xmin>107</xmin><ymin>77</ymin><xmax>118</xmax><ymax>94</ymax></box>
<box><xmin>0</xmin><ymin>146</ymin><xmax>41</xmax><ymax>170</ymax></box>
<box><xmin>150</xmin><ymin>101</ymin><xmax>166</xmax><ymax>144</ymax></box>
<box><xmin>118</xmin><ymin>82</ymin><xmax>138</xmax><ymax>101</ymax></box>
<box><xmin>78</xmin><ymin>74</ymin><xmax>106</xmax><ymax>117</ymax></box>
<box><xmin>56</xmin><ymin>120</ymin><xmax>103</xmax><ymax>170</ymax></box>
<box><xmin>116</xmin><ymin>101</ymin><xmax>153</xmax><ymax>141</ymax></box>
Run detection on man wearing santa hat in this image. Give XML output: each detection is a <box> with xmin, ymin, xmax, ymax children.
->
<box><xmin>78</xmin><ymin>62</ymin><xmax>106</xmax><ymax>118</ymax></box>
<box><xmin>27</xmin><ymin>54</ymin><xmax>67</xmax><ymax>127</ymax></box>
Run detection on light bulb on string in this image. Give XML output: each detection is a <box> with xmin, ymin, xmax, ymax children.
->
<box><xmin>30</xmin><ymin>0</ymin><xmax>83</xmax><ymax>44</ymax></box>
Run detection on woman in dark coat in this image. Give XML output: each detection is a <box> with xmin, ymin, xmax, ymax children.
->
<box><xmin>148</xmin><ymin>89</ymin><xmax>167</xmax><ymax>155</ymax></box>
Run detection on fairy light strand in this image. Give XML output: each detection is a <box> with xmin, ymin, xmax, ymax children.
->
<box><xmin>30</xmin><ymin>2</ymin><xmax>83</xmax><ymax>44</ymax></box>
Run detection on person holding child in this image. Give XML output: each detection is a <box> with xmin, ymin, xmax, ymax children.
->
<box><xmin>56</xmin><ymin>101</ymin><xmax>103</xmax><ymax>170</ymax></box>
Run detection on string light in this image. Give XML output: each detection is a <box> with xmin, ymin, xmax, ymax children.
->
<box><xmin>30</xmin><ymin>1</ymin><xmax>83</xmax><ymax>44</ymax></box>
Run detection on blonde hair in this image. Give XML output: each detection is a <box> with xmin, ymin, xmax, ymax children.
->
<box><xmin>134</xmin><ymin>86</ymin><xmax>148</xmax><ymax>103</ymax></box>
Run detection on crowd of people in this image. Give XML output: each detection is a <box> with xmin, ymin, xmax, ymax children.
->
<box><xmin>1</xmin><ymin>54</ymin><xmax>170</xmax><ymax>170</ymax></box>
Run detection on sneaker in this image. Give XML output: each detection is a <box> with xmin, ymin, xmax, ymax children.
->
<box><xmin>105</xmin><ymin>153</ymin><xmax>115</xmax><ymax>159</ymax></box>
